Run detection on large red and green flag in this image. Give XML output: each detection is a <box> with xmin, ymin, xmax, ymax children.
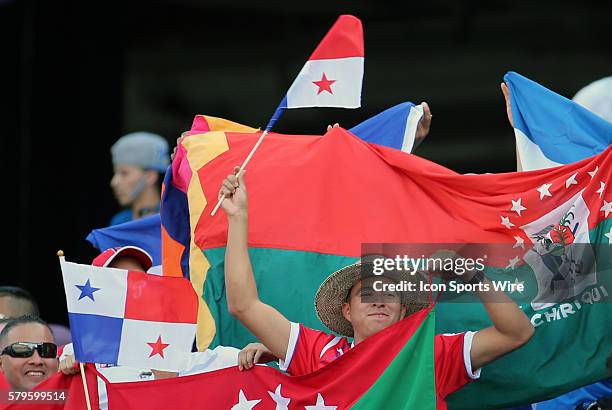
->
<box><xmin>103</xmin><ymin>307</ymin><xmax>436</xmax><ymax>409</ymax></box>
<box><xmin>162</xmin><ymin>123</ymin><xmax>611</xmax><ymax>408</ymax></box>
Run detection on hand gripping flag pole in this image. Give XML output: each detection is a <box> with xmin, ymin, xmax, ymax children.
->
<box><xmin>209</xmin><ymin>104</ymin><xmax>284</xmax><ymax>216</ymax></box>
<box><xmin>210</xmin><ymin>14</ymin><xmax>364</xmax><ymax>216</ymax></box>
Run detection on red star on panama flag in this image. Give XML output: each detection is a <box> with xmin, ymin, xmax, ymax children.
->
<box><xmin>312</xmin><ymin>73</ymin><xmax>336</xmax><ymax>95</ymax></box>
<box><xmin>147</xmin><ymin>335</ymin><xmax>170</xmax><ymax>358</ymax></box>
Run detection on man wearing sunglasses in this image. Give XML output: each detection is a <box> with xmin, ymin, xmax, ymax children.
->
<box><xmin>0</xmin><ymin>315</ymin><xmax>58</xmax><ymax>391</ymax></box>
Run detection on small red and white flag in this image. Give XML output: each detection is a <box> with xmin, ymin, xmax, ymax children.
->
<box><xmin>283</xmin><ymin>14</ymin><xmax>363</xmax><ymax>109</ymax></box>
<box><xmin>265</xmin><ymin>15</ymin><xmax>364</xmax><ymax>130</ymax></box>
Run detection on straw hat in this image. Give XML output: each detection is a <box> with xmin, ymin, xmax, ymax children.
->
<box><xmin>314</xmin><ymin>255</ymin><xmax>430</xmax><ymax>337</ymax></box>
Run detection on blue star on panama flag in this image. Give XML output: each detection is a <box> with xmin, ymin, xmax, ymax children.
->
<box><xmin>75</xmin><ymin>279</ymin><xmax>101</xmax><ymax>301</ymax></box>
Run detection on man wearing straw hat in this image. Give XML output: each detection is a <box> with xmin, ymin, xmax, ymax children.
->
<box><xmin>219</xmin><ymin>169</ymin><xmax>535</xmax><ymax>409</ymax></box>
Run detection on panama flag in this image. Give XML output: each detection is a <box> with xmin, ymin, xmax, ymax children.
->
<box><xmin>505</xmin><ymin>71</ymin><xmax>612</xmax><ymax>171</ymax></box>
<box><xmin>283</xmin><ymin>14</ymin><xmax>363</xmax><ymax>108</ymax></box>
<box><xmin>60</xmin><ymin>256</ymin><xmax>198</xmax><ymax>371</ymax></box>
<box><xmin>266</xmin><ymin>14</ymin><xmax>362</xmax><ymax>130</ymax></box>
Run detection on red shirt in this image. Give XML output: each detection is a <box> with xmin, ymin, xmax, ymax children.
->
<box><xmin>0</xmin><ymin>372</ymin><xmax>9</xmax><ymax>390</ymax></box>
<box><xmin>280</xmin><ymin>323</ymin><xmax>480</xmax><ymax>410</ymax></box>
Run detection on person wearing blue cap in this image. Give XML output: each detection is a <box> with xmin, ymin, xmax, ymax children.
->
<box><xmin>109</xmin><ymin>132</ymin><xmax>170</xmax><ymax>226</ymax></box>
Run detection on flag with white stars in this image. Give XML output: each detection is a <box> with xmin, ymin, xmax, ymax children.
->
<box><xmin>445</xmin><ymin>150</ymin><xmax>612</xmax><ymax>408</ymax></box>
<box><xmin>99</xmin><ymin>308</ymin><xmax>437</xmax><ymax>409</ymax></box>
<box><xmin>164</xmin><ymin>122</ymin><xmax>611</xmax><ymax>408</ymax></box>
<box><xmin>60</xmin><ymin>257</ymin><xmax>198</xmax><ymax>371</ymax></box>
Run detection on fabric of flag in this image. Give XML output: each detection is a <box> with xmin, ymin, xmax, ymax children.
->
<box><xmin>349</xmin><ymin>102</ymin><xmax>423</xmax><ymax>153</ymax></box>
<box><xmin>160</xmin><ymin>115</ymin><xmax>259</xmax><ymax>348</ymax></box>
<box><xmin>506</xmin><ymin>71</ymin><xmax>612</xmax><ymax>171</ymax></box>
<box><xmin>509</xmin><ymin>378</ymin><xmax>612</xmax><ymax>410</ymax></box>
<box><xmin>505</xmin><ymin>72</ymin><xmax>612</xmax><ymax>409</ymax></box>
<box><xmin>2</xmin><ymin>365</ymin><xmax>99</xmax><ymax>410</ymax></box>
<box><xmin>0</xmin><ymin>372</ymin><xmax>9</xmax><ymax>391</ymax></box>
<box><xmin>86</xmin><ymin>214</ymin><xmax>162</xmax><ymax>269</ymax></box>
<box><xmin>100</xmin><ymin>307</ymin><xmax>436</xmax><ymax>409</ymax></box>
<box><xmin>60</xmin><ymin>258</ymin><xmax>198</xmax><ymax>372</ymax></box>
<box><xmin>162</xmin><ymin>123</ymin><xmax>611</xmax><ymax>408</ymax></box>
<box><xmin>92</xmin><ymin>102</ymin><xmax>422</xmax><ymax>279</ymax></box>
<box><xmin>281</xmin><ymin>14</ymin><xmax>363</xmax><ymax>110</ymax></box>
<box><xmin>262</xmin><ymin>14</ymin><xmax>363</xmax><ymax>131</ymax></box>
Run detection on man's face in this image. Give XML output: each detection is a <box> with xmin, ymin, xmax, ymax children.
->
<box><xmin>110</xmin><ymin>164</ymin><xmax>147</xmax><ymax>206</ymax></box>
<box><xmin>0</xmin><ymin>323</ymin><xmax>58</xmax><ymax>391</ymax></box>
<box><xmin>342</xmin><ymin>277</ymin><xmax>406</xmax><ymax>343</ymax></box>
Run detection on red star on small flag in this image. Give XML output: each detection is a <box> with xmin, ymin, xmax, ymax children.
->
<box><xmin>147</xmin><ymin>335</ymin><xmax>170</xmax><ymax>358</ymax></box>
<box><xmin>312</xmin><ymin>73</ymin><xmax>336</xmax><ymax>95</ymax></box>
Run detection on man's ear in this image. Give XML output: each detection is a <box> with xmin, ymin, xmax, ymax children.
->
<box><xmin>400</xmin><ymin>304</ymin><xmax>407</xmax><ymax>319</ymax></box>
<box><xmin>341</xmin><ymin>302</ymin><xmax>351</xmax><ymax>323</ymax></box>
<box><xmin>144</xmin><ymin>169</ymin><xmax>158</xmax><ymax>187</ymax></box>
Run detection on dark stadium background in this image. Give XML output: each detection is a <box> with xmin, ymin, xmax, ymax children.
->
<box><xmin>1</xmin><ymin>0</ymin><xmax>610</xmax><ymax>326</ymax></box>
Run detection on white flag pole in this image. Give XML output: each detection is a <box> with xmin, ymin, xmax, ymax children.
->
<box><xmin>79</xmin><ymin>362</ymin><xmax>93</xmax><ymax>410</ymax></box>
<box><xmin>209</xmin><ymin>129</ymin><xmax>270</xmax><ymax>216</ymax></box>
<box><xmin>210</xmin><ymin>100</ymin><xmax>285</xmax><ymax>217</ymax></box>
<box><xmin>57</xmin><ymin>250</ymin><xmax>92</xmax><ymax>410</ymax></box>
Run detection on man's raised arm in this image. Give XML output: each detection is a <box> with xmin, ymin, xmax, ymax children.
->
<box><xmin>431</xmin><ymin>249</ymin><xmax>534</xmax><ymax>372</ymax></box>
<box><xmin>220</xmin><ymin>166</ymin><xmax>291</xmax><ymax>361</ymax></box>
<box><xmin>469</xmin><ymin>275</ymin><xmax>534</xmax><ymax>370</ymax></box>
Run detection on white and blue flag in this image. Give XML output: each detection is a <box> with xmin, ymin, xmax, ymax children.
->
<box><xmin>505</xmin><ymin>71</ymin><xmax>612</xmax><ymax>170</ymax></box>
<box><xmin>349</xmin><ymin>102</ymin><xmax>424</xmax><ymax>153</ymax></box>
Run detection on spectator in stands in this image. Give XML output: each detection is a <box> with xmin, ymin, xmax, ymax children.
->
<box><xmin>110</xmin><ymin>132</ymin><xmax>169</xmax><ymax>226</ymax></box>
<box><xmin>0</xmin><ymin>287</ymin><xmax>39</xmax><ymax>331</ymax></box>
<box><xmin>0</xmin><ymin>286</ymin><xmax>71</xmax><ymax>346</ymax></box>
<box><xmin>0</xmin><ymin>315</ymin><xmax>58</xmax><ymax>391</ymax></box>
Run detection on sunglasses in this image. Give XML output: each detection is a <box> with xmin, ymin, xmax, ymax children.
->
<box><xmin>1</xmin><ymin>342</ymin><xmax>58</xmax><ymax>359</ymax></box>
